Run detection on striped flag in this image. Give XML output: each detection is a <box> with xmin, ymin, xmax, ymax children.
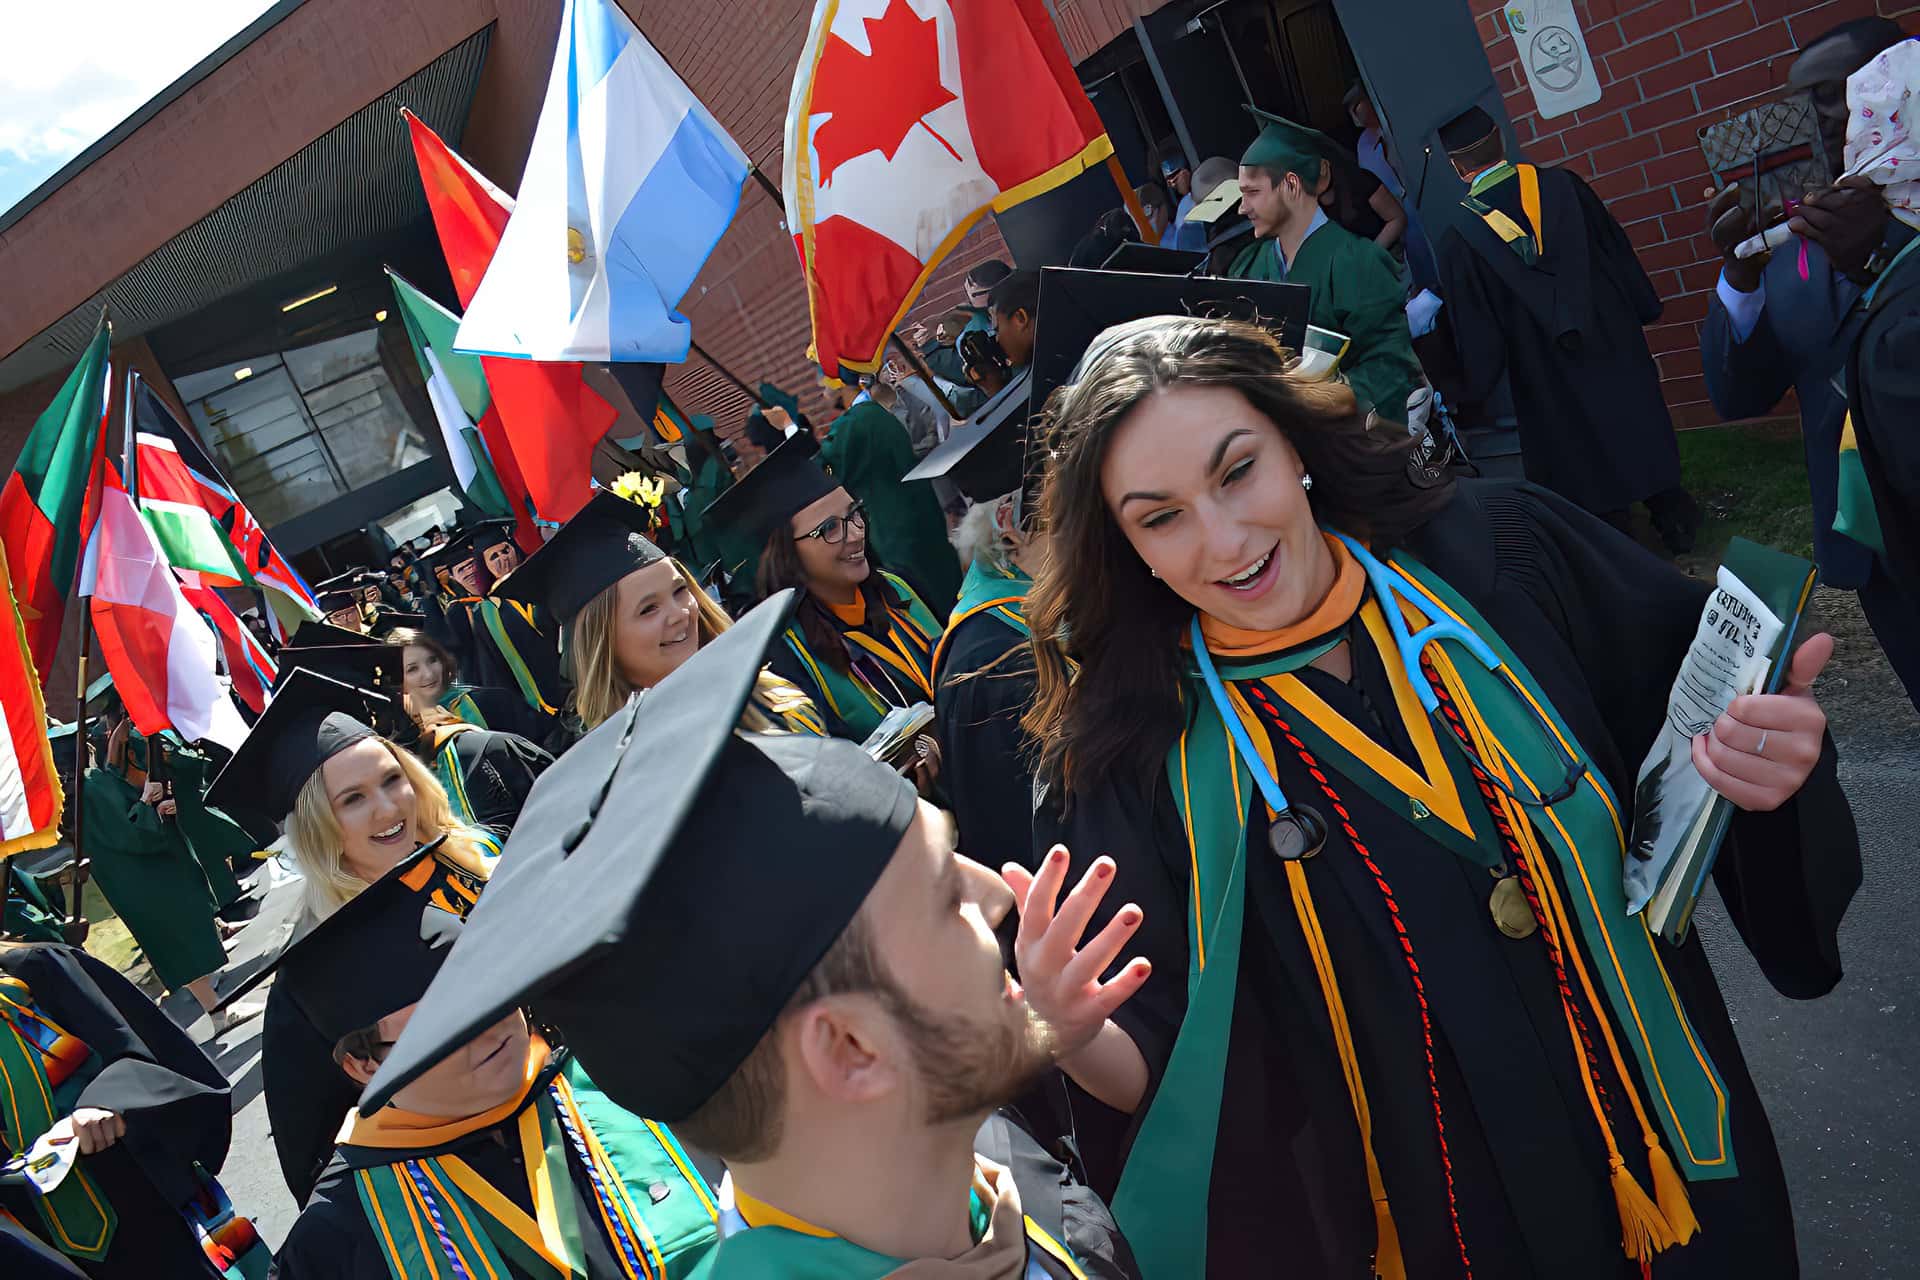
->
<box><xmin>405</xmin><ymin>109</ymin><xmax>619</xmax><ymax>537</ymax></box>
<box><xmin>386</xmin><ymin>269</ymin><xmax>512</xmax><ymax>518</ymax></box>
<box><xmin>0</xmin><ymin>316</ymin><xmax>112</xmax><ymax>678</ymax></box>
<box><xmin>81</xmin><ymin>469</ymin><xmax>248</xmax><ymax>749</ymax></box>
<box><xmin>177</xmin><ymin>576</ymin><xmax>276</xmax><ymax>715</ymax></box>
<box><xmin>0</xmin><ymin>552</ymin><xmax>64</xmax><ymax>857</ymax></box>
<box><xmin>453</xmin><ymin>0</ymin><xmax>750</xmax><ymax>363</ymax></box>
<box><xmin>128</xmin><ymin>376</ymin><xmax>320</xmax><ymax>637</ymax></box>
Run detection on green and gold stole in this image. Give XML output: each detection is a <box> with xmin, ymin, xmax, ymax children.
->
<box><xmin>693</xmin><ymin>1164</ymin><xmax>1087</xmax><ymax>1279</ymax></box>
<box><xmin>781</xmin><ymin>573</ymin><xmax>942</xmax><ymax>741</ymax></box>
<box><xmin>1461</xmin><ymin>162</ymin><xmax>1544</xmax><ymax>265</ymax></box>
<box><xmin>931</xmin><ymin>560</ymin><xmax>1031</xmax><ymax>691</ymax></box>
<box><xmin>1112</xmin><ymin>549</ymin><xmax>1735</xmax><ymax>1279</ymax></box>
<box><xmin>438</xmin><ymin>685</ymin><xmax>492</xmax><ymax>729</ymax></box>
<box><xmin>349</xmin><ymin>1052</ymin><xmax>717</xmax><ymax>1280</ymax></box>
<box><xmin>0</xmin><ymin>974</ymin><xmax>114</xmax><ymax>1261</ymax></box>
<box><xmin>476</xmin><ymin>598</ymin><xmax>559</xmax><ymax>715</ymax></box>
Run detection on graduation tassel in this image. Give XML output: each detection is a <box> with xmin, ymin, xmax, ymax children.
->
<box><xmin>1647</xmin><ymin>1139</ymin><xmax>1701</xmax><ymax>1247</ymax></box>
<box><xmin>1610</xmin><ymin>1150</ymin><xmax>1674</xmax><ymax>1268</ymax></box>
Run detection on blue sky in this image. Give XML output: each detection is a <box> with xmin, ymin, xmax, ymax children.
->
<box><xmin>0</xmin><ymin>1</ymin><xmax>281</xmax><ymax>217</ymax></box>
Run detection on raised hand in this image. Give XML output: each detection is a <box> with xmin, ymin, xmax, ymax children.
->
<box><xmin>1000</xmin><ymin>845</ymin><xmax>1151</xmax><ymax>1058</ymax></box>
<box><xmin>1704</xmin><ymin>183</ymin><xmax>1766</xmax><ymax>292</ymax></box>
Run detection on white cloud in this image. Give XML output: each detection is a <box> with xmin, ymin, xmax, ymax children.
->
<box><xmin>0</xmin><ymin>0</ymin><xmax>280</xmax><ymax>211</ymax></box>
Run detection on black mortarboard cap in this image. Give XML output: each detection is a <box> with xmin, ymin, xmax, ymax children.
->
<box><xmin>1438</xmin><ymin>105</ymin><xmax>1499</xmax><ymax>153</ymax></box>
<box><xmin>204</xmin><ymin>669</ymin><xmax>392</xmax><ymax>821</ymax></box>
<box><xmin>701</xmin><ymin>437</ymin><xmax>838</xmax><ymax>547</ymax></box>
<box><xmin>285</xmin><ymin>620</ymin><xmax>378</xmax><ymax>650</ymax></box>
<box><xmin>492</xmin><ymin>490</ymin><xmax>667</xmax><ymax>623</ymax></box>
<box><xmin>448</xmin><ymin>520</ymin><xmax>517</xmax><ymax>558</ymax></box>
<box><xmin>271</xmin><ymin>839</ymin><xmax>484</xmax><ymax>1044</ymax></box>
<box><xmin>271</xmin><ymin>644</ymin><xmax>406</xmax><ymax>704</ymax></box>
<box><xmin>361</xmin><ymin>591</ymin><xmax>919</xmax><ymax>1119</ymax></box>
<box><xmin>315</xmin><ymin>590</ymin><xmax>362</xmax><ymax>616</ymax></box>
<box><xmin>904</xmin><ymin>367</ymin><xmax>1032</xmax><ymax>503</ymax></box>
<box><xmin>1027</xmin><ymin>267</ymin><xmax>1314</xmax><ymax>425</ymax></box>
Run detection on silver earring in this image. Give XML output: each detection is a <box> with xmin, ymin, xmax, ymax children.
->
<box><xmin>1300</xmin><ymin>473</ymin><xmax>1314</xmax><ymax>491</ymax></box>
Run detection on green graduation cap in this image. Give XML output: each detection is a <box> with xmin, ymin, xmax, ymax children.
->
<box><xmin>1240</xmin><ymin>106</ymin><xmax>1332</xmax><ymax>178</ymax></box>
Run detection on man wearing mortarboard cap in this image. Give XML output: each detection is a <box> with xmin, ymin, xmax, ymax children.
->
<box><xmin>1225</xmin><ymin>106</ymin><xmax>1424</xmax><ymax>427</ymax></box>
<box><xmin>1433</xmin><ymin>102</ymin><xmax>1702</xmax><ymax>553</ymax></box>
<box><xmin>431</xmin><ymin>522</ymin><xmax>567</xmax><ymax>728</ymax></box>
<box><xmin>267</xmin><ymin>841</ymin><xmax>719</xmax><ymax>1279</ymax></box>
<box><xmin>361</xmin><ymin>591</ymin><xmax>1143</xmax><ymax>1278</ymax></box>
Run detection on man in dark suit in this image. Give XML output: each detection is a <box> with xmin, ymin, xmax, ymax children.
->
<box><xmin>1701</xmin><ymin>15</ymin><xmax>1919</xmax><ymax>708</ymax></box>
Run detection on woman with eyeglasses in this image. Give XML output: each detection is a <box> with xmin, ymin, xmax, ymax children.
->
<box><xmin>705</xmin><ymin>440</ymin><xmax>945</xmax><ymax>793</ymax></box>
<box><xmin>1006</xmin><ymin>315</ymin><xmax>1857</xmax><ymax>1280</ymax></box>
<box><xmin>491</xmin><ymin>489</ymin><xmax>823</xmax><ymax>740</ymax></box>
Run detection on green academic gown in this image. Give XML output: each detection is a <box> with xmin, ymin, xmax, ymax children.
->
<box><xmin>819</xmin><ymin>401</ymin><xmax>961</xmax><ymax>615</ymax></box>
<box><xmin>1227</xmin><ymin>217</ymin><xmax>1422</xmax><ymax>424</ymax></box>
<box><xmin>77</xmin><ymin>767</ymin><xmax>225</xmax><ymax>992</ymax></box>
<box><xmin>155</xmin><ymin>741</ymin><xmax>252</xmax><ymax>911</ymax></box>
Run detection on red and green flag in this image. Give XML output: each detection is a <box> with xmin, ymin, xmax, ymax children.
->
<box><xmin>0</xmin><ymin>552</ymin><xmax>64</xmax><ymax>858</ymax></box>
<box><xmin>386</xmin><ymin>268</ymin><xmax>512</xmax><ymax>519</ymax></box>
<box><xmin>0</xmin><ymin>316</ymin><xmax>112</xmax><ymax>680</ymax></box>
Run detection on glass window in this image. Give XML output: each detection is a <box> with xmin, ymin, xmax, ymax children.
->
<box><xmin>177</xmin><ymin>325</ymin><xmax>431</xmax><ymax>527</ymax></box>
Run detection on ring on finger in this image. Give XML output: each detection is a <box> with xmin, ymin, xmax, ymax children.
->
<box><xmin>1755</xmin><ymin>730</ymin><xmax>1769</xmax><ymax>758</ymax></box>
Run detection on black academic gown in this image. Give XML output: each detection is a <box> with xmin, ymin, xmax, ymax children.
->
<box><xmin>262</xmin><ymin>980</ymin><xmax>360</xmax><ymax>1208</ymax></box>
<box><xmin>1438</xmin><ymin>168</ymin><xmax>1681</xmax><ymax>516</ymax></box>
<box><xmin>1040</xmin><ymin>480</ymin><xmax>1858</xmax><ymax>1278</ymax></box>
<box><xmin>433</xmin><ymin>725</ymin><xmax>554</xmax><ymax>832</ymax></box>
<box><xmin>270</xmin><ymin>1065</ymin><xmax>631</xmax><ymax>1280</ymax></box>
<box><xmin>934</xmin><ymin>611</ymin><xmax>1038</xmax><ymax>872</ymax></box>
<box><xmin>0</xmin><ymin>945</ymin><xmax>237</xmax><ymax>1279</ymax></box>
<box><xmin>469</xmin><ymin>598</ymin><xmax>568</xmax><ymax>717</ymax></box>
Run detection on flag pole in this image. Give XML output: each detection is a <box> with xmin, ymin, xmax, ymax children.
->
<box><xmin>887</xmin><ymin>333</ymin><xmax>964</xmax><ymax>420</ymax></box>
<box><xmin>65</xmin><ymin>620</ymin><xmax>93</xmax><ymax>946</ymax></box>
<box><xmin>1106</xmin><ymin>155</ymin><xmax>1155</xmax><ymax>242</ymax></box>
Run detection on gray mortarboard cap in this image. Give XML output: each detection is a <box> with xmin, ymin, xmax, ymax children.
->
<box><xmin>360</xmin><ymin>590</ymin><xmax>919</xmax><ymax>1119</ymax></box>
<box><xmin>701</xmin><ymin>437</ymin><xmax>839</xmax><ymax>547</ymax></box>
<box><xmin>205</xmin><ymin>669</ymin><xmax>393</xmax><ymax>822</ymax></box>
<box><xmin>491</xmin><ymin>490</ymin><xmax>666</xmax><ymax>624</ymax></box>
<box><xmin>270</xmin><ymin>838</ymin><xmax>484</xmax><ymax>1045</ymax></box>
<box><xmin>1437</xmin><ymin>105</ymin><xmax>1499</xmax><ymax>154</ymax></box>
<box><xmin>903</xmin><ymin>367</ymin><xmax>1032</xmax><ymax>504</ymax></box>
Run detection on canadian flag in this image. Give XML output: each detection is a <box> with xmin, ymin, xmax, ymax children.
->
<box><xmin>784</xmin><ymin>0</ymin><xmax>1112</xmax><ymax>375</ymax></box>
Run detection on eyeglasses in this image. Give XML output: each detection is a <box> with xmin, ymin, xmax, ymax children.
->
<box><xmin>797</xmin><ymin>502</ymin><xmax>867</xmax><ymax>545</ymax></box>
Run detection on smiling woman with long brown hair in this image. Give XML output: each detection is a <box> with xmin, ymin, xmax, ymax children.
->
<box><xmin>1004</xmin><ymin>313</ymin><xmax>1858</xmax><ymax>1280</ymax></box>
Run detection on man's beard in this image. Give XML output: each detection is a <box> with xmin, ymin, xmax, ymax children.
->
<box><xmin>875</xmin><ymin>976</ymin><xmax>1059</xmax><ymax>1127</ymax></box>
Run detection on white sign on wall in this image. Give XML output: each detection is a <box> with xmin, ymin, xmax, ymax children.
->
<box><xmin>1505</xmin><ymin>0</ymin><xmax>1603</xmax><ymax>119</ymax></box>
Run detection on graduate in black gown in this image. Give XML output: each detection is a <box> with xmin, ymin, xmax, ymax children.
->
<box><xmin>266</xmin><ymin>843</ymin><xmax>718</xmax><ymax>1280</ymax></box>
<box><xmin>1015</xmin><ymin>313</ymin><xmax>1857</xmax><ymax>1278</ymax></box>
<box><xmin>361</xmin><ymin>593</ymin><xmax>1140</xmax><ymax>1279</ymax></box>
<box><xmin>1435</xmin><ymin>106</ymin><xmax>1700</xmax><ymax>553</ymax></box>
<box><xmin>205</xmin><ymin>671</ymin><xmax>499</xmax><ymax>1207</ymax></box>
<box><xmin>911</xmin><ymin>382</ymin><xmax>1046</xmax><ymax>871</ymax></box>
<box><xmin>0</xmin><ymin>943</ymin><xmax>271</xmax><ymax>1278</ymax></box>
<box><xmin>440</xmin><ymin>523</ymin><xmax>568</xmax><ymax>719</ymax></box>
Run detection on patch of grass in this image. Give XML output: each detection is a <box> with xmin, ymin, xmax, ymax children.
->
<box><xmin>80</xmin><ymin>878</ymin><xmax>144</xmax><ymax>976</ymax></box>
<box><xmin>1677</xmin><ymin>419</ymin><xmax>1814</xmax><ymax>563</ymax></box>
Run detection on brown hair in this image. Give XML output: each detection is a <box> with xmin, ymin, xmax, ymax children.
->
<box><xmin>386</xmin><ymin>626</ymin><xmax>458</xmax><ymax>685</ymax></box>
<box><xmin>675</xmin><ymin>908</ymin><xmax>881</xmax><ymax>1161</ymax></box>
<box><xmin>756</xmin><ymin>526</ymin><xmax>910</xmax><ymax>677</ymax></box>
<box><xmin>1022</xmin><ymin>315</ymin><xmax>1454</xmax><ymax>799</ymax></box>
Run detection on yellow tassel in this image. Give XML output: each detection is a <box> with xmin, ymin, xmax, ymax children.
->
<box><xmin>1373</xmin><ymin>1196</ymin><xmax>1405</xmax><ymax>1280</ymax></box>
<box><xmin>1647</xmin><ymin>1141</ymin><xmax>1700</xmax><ymax>1246</ymax></box>
<box><xmin>1612</xmin><ymin>1155</ymin><xmax>1675</xmax><ymax>1265</ymax></box>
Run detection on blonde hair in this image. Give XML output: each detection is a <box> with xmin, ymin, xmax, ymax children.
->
<box><xmin>285</xmin><ymin>736</ymin><xmax>494</xmax><ymax>921</ymax></box>
<box><xmin>568</xmin><ymin>557</ymin><xmax>812</xmax><ymax>732</ymax></box>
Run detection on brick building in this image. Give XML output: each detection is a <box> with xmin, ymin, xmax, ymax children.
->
<box><xmin>3</xmin><ymin>0</ymin><xmax>1917</xmax><ymax>712</ymax></box>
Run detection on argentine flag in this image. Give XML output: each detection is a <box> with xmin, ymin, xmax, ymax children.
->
<box><xmin>455</xmin><ymin>0</ymin><xmax>750</xmax><ymax>363</ymax></box>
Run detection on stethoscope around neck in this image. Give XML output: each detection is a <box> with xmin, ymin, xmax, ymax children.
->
<box><xmin>1188</xmin><ymin>531</ymin><xmax>1586</xmax><ymax>862</ymax></box>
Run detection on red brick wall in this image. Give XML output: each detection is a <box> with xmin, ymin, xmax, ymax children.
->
<box><xmin>1472</xmin><ymin>0</ymin><xmax>1920</xmax><ymax>426</ymax></box>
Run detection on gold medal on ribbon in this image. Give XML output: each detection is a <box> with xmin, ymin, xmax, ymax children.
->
<box><xmin>1489</xmin><ymin>875</ymin><xmax>1537</xmax><ymax>939</ymax></box>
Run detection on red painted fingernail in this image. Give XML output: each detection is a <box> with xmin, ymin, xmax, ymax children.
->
<box><xmin>1121</xmin><ymin>908</ymin><xmax>1141</xmax><ymax>924</ymax></box>
<box><xmin>1096</xmin><ymin>861</ymin><xmax>1113</xmax><ymax>879</ymax></box>
<box><xmin>1050</xmin><ymin>847</ymin><xmax>1066</xmax><ymax>865</ymax></box>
